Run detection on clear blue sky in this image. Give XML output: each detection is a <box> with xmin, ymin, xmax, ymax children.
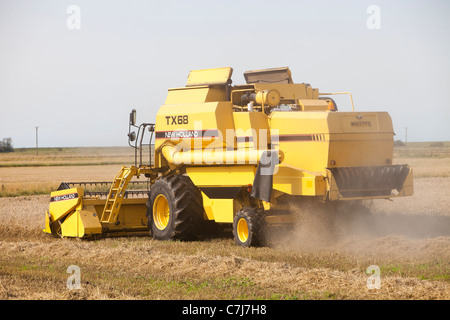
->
<box><xmin>1</xmin><ymin>0</ymin><xmax>449</xmax><ymax>147</ymax></box>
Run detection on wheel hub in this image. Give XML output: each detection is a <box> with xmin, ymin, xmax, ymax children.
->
<box><xmin>153</xmin><ymin>194</ymin><xmax>170</xmax><ymax>230</ymax></box>
<box><xmin>237</xmin><ymin>218</ymin><xmax>249</xmax><ymax>243</ymax></box>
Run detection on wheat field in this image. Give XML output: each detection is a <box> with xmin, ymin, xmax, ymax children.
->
<box><xmin>0</xmin><ymin>145</ymin><xmax>449</xmax><ymax>300</ymax></box>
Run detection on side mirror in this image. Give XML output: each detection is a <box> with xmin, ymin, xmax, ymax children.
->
<box><xmin>128</xmin><ymin>131</ymin><xmax>136</xmax><ymax>142</ymax></box>
<box><xmin>130</xmin><ymin>109</ymin><xmax>137</xmax><ymax>126</ymax></box>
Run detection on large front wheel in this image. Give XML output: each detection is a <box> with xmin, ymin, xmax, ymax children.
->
<box><xmin>147</xmin><ymin>175</ymin><xmax>204</xmax><ymax>241</ymax></box>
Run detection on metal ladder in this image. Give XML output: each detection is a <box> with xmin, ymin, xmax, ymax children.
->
<box><xmin>100</xmin><ymin>166</ymin><xmax>137</xmax><ymax>223</ymax></box>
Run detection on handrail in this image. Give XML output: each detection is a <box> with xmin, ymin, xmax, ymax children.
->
<box><xmin>128</xmin><ymin>117</ymin><xmax>155</xmax><ymax>167</ymax></box>
<box><xmin>319</xmin><ymin>92</ymin><xmax>355</xmax><ymax>112</ymax></box>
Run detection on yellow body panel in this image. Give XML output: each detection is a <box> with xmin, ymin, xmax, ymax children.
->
<box><xmin>201</xmin><ymin>193</ymin><xmax>240</xmax><ymax>223</ymax></box>
<box><xmin>186</xmin><ymin>166</ymin><xmax>255</xmax><ymax>187</ymax></box>
<box><xmin>402</xmin><ymin>167</ymin><xmax>414</xmax><ymax>195</ymax></box>
<box><xmin>298</xmin><ymin>99</ymin><xmax>328</xmax><ymax>111</ymax></box>
<box><xmin>84</xmin><ymin>198</ymin><xmax>148</xmax><ymax>235</ymax></box>
<box><xmin>186</xmin><ymin>67</ymin><xmax>233</xmax><ymax>87</ymax></box>
<box><xmin>48</xmin><ymin>187</ymin><xmax>84</xmax><ymax>222</ymax></box>
<box><xmin>155</xmin><ymin>101</ymin><xmax>235</xmax><ymax>152</ymax></box>
<box><xmin>233</xmin><ymin>112</ymin><xmax>270</xmax><ymax>149</ymax></box>
<box><xmin>187</xmin><ymin>166</ymin><xmax>255</xmax><ymax>223</ymax></box>
<box><xmin>273</xmin><ymin>166</ymin><xmax>327</xmax><ymax>196</ymax></box>
<box><xmin>270</xmin><ymin>112</ymin><xmax>329</xmax><ymax>174</ymax></box>
<box><xmin>253</xmin><ymin>83</ymin><xmax>316</xmax><ymax>100</ymax></box>
<box><xmin>205</xmin><ymin>198</ymin><xmax>235</xmax><ymax>223</ymax></box>
<box><xmin>43</xmin><ymin>212</ymin><xmax>52</xmax><ymax>234</ymax></box>
<box><xmin>270</xmin><ymin>111</ymin><xmax>395</xmax><ymax>171</ymax></box>
<box><xmin>60</xmin><ymin>210</ymin><xmax>102</xmax><ymax>238</ymax></box>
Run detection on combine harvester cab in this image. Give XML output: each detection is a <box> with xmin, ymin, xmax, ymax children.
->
<box><xmin>43</xmin><ymin>66</ymin><xmax>413</xmax><ymax>246</ymax></box>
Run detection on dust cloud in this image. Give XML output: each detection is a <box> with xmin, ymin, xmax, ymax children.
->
<box><xmin>266</xmin><ymin>197</ymin><xmax>450</xmax><ymax>261</ymax></box>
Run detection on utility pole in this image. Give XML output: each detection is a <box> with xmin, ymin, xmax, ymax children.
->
<box><xmin>405</xmin><ymin>127</ymin><xmax>408</xmax><ymax>148</ymax></box>
<box><xmin>35</xmin><ymin>126</ymin><xmax>39</xmax><ymax>156</ymax></box>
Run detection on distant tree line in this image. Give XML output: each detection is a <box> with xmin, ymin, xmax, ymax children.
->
<box><xmin>430</xmin><ymin>141</ymin><xmax>444</xmax><ymax>148</ymax></box>
<box><xmin>0</xmin><ymin>137</ymin><xmax>14</xmax><ymax>152</ymax></box>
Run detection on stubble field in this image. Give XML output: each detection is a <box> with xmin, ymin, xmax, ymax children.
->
<box><xmin>0</xmin><ymin>145</ymin><xmax>449</xmax><ymax>300</ymax></box>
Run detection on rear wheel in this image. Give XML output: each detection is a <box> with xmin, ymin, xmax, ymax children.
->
<box><xmin>233</xmin><ymin>207</ymin><xmax>267</xmax><ymax>247</ymax></box>
<box><xmin>146</xmin><ymin>174</ymin><xmax>204</xmax><ymax>241</ymax></box>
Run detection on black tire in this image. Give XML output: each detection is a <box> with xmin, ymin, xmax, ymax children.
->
<box><xmin>146</xmin><ymin>174</ymin><xmax>204</xmax><ymax>241</ymax></box>
<box><xmin>233</xmin><ymin>207</ymin><xmax>267</xmax><ymax>247</ymax></box>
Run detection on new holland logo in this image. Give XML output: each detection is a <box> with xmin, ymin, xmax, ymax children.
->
<box><xmin>155</xmin><ymin>129</ymin><xmax>219</xmax><ymax>139</ymax></box>
<box><xmin>50</xmin><ymin>192</ymin><xmax>79</xmax><ymax>202</ymax></box>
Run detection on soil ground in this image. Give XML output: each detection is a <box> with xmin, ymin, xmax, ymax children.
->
<box><xmin>0</xmin><ymin>177</ymin><xmax>448</xmax><ymax>300</ymax></box>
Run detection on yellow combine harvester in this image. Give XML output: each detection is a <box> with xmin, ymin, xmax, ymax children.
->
<box><xmin>43</xmin><ymin>67</ymin><xmax>413</xmax><ymax>246</ymax></box>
